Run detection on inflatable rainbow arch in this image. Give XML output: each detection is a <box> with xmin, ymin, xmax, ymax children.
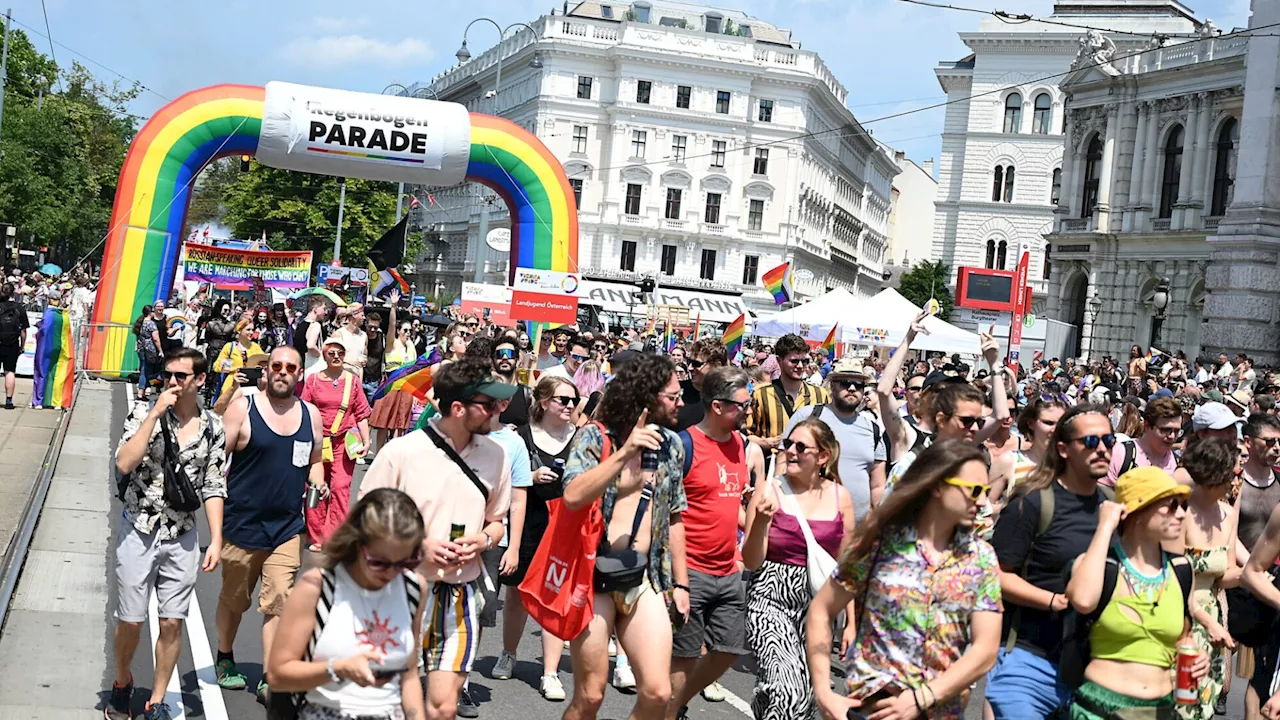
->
<box><xmin>87</xmin><ymin>83</ymin><xmax>579</xmax><ymax>377</ymax></box>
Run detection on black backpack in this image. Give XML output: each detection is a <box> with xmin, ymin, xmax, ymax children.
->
<box><xmin>0</xmin><ymin>302</ymin><xmax>22</xmax><ymax>344</ymax></box>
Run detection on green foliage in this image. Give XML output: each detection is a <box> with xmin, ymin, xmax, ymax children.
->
<box><xmin>896</xmin><ymin>260</ymin><xmax>955</xmax><ymax>321</ymax></box>
<box><xmin>723</xmin><ymin>18</ymin><xmax>735</xmax><ymax>35</ymax></box>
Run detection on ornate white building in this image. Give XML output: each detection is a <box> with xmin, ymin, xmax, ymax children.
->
<box><xmin>409</xmin><ymin>1</ymin><xmax>899</xmax><ymax>320</ymax></box>
<box><xmin>932</xmin><ymin>1</ymin><xmax>1201</xmax><ymax>312</ymax></box>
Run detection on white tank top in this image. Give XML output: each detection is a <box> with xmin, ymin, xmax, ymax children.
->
<box><xmin>305</xmin><ymin>565</ymin><xmax>418</xmax><ymax>714</ymax></box>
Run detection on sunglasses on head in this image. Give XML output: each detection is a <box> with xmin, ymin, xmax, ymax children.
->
<box><xmin>951</xmin><ymin>414</ymin><xmax>983</xmax><ymax>429</ymax></box>
<box><xmin>553</xmin><ymin>395</ymin><xmax>580</xmax><ymax>408</ymax></box>
<box><xmin>362</xmin><ymin>547</ymin><xmax>423</xmax><ymax>572</ymax></box>
<box><xmin>944</xmin><ymin>476</ymin><xmax>993</xmax><ymax>501</ymax></box>
<box><xmin>1070</xmin><ymin>433</ymin><xmax>1117</xmax><ymax>450</ymax></box>
<box><xmin>781</xmin><ymin>438</ymin><xmax>815</xmax><ymax>454</ymax></box>
<box><xmin>270</xmin><ymin>360</ymin><xmax>299</xmax><ymax>375</ymax></box>
<box><xmin>159</xmin><ymin>370</ymin><xmax>192</xmax><ymax>384</ymax></box>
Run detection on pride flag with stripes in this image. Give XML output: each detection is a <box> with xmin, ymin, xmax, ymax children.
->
<box><xmin>371</xmin><ymin>347</ymin><xmax>441</xmax><ymax>402</ymax></box>
<box><xmin>32</xmin><ymin>308</ymin><xmax>74</xmax><ymax>408</ymax></box>
<box><xmin>761</xmin><ymin>262</ymin><xmax>793</xmax><ymax>306</ymax></box>
<box><xmin>820</xmin><ymin>324</ymin><xmax>839</xmax><ymax>357</ymax></box>
<box><xmin>723</xmin><ymin>313</ymin><xmax>745</xmax><ymax>362</ymax></box>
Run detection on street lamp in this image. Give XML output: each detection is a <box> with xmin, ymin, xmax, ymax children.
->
<box><xmin>1085</xmin><ymin>294</ymin><xmax>1102</xmax><ymax>359</ymax></box>
<box><xmin>1150</xmin><ymin>276</ymin><xmax>1170</xmax><ymax>350</ymax></box>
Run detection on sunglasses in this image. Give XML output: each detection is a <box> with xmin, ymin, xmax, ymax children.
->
<box><xmin>570</xmin><ymin>352</ymin><xmax>590</xmax><ymax>362</ymax></box>
<box><xmin>1070</xmin><ymin>433</ymin><xmax>1118</xmax><ymax>450</ymax></box>
<box><xmin>715</xmin><ymin>397</ymin><xmax>754</xmax><ymax>411</ymax></box>
<box><xmin>944</xmin><ymin>477</ymin><xmax>993</xmax><ymax>501</ymax></box>
<box><xmin>832</xmin><ymin>378</ymin><xmax>865</xmax><ymax>392</ymax></box>
<box><xmin>907</xmin><ymin>384</ymin><xmax>924</xmax><ymax>392</ymax></box>
<box><xmin>1162</xmin><ymin>497</ymin><xmax>1189</xmax><ymax>513</ymax></box>
<box><xmin>1252</xmin><ymin>437</ymin><xmax>1280</xmax><ymax>448</ymax></box>
<box><xmin>270</xmin><ymin>361</ymin><xmax>300</xmax><ymax>375</ymax></box>
<box><xmin>784</xmin><ymin>357</ymin><xmax>809</xmax><ymax>366</ymax></box>
<box><xmin>495</xmin><ymin>348</ymin><xmax>517</xmax><ymax>360</ymax></box>
<box><xmin>159</xmin><ymin>370</ymin><xmax>192</xmax><ymax>384</ymax></box>
<box><xmin>466</xmin><ymin>398</ymin><xmax>499</xmax><ymax>412</ymax></box>
<box><xmin>552</xmin><ymin>395</ymin><xmax>581</xmax><ymax>408</ymax></box>
<box><xmin>362</xmin><ymin>547</ymin><xmax>423</xmax><ymax>572</ymax></box>
<box><xmin>951</xmin><ymin>415</ymin><xmax>984</xmax><ymax>430</ymax></box>
<box><xmin>325</xmin><ymin>348</ymin><xmax>346</xmax><ymax>358</ymax></box>
<box><xmin>781</xmin><ymin>438</ymin><xmax>815</xmax><ymax>454</ymax></box>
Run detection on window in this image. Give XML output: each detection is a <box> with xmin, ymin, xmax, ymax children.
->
<box><xmin>572</xmin><ymin>125</ymin><xmax>588</xmax><ymax>154</ymax></box>
<box><xmin>705</xmin><ymin>15</ymin><xmax>722</xmax><ymax>33</ymax></box>
<box><xmin>569</xmin><ymin>179</ymin><xmax>583</xmax><ymax>208</ymax></box>
<box><xmin>748</xmin><ymin>199</ymin><xmax>764</xmax><ymax>230</ymax></box>
<box><xmin>758</xmin><ymin>99</ymin><xmax>774</xmax><ymax>122</ymax></box>
<box><xmin>985</xmin><ymin>240</ymin><xmax>996</xmax><ymax>269</ymax></box>
<box><xmin>700</xmin><ymin>248</ymin><xmax>717</xmax><ymax>280</ymax></box>
<box><xmin>1159</xmin><ymin>125</ymin><xmax>1184</xmax><ymax>219</ymax></box>
<box><xmin>601</xmin><ymin>5</ymin><xmax>614</xmax><ymax>19</ymax></box>
<box><xmin>660</xmin><ymin>244</ymin><xmax>677</xmax><ymax>275</ymax></box>
<box><xmin>1211</xmin><ymin>118</ymin><xmax>1239</xmax><ymax>216</ymax></box>
<box><xmin>753</xmin><ymin>148</ymin><xmax>769</xmax><ymax>175</ymax></box>
<box><xmin>1003</xmin><ymin>166</ymin><xmax>1015</xmax><ymax>203</ymax></box>
<box><xmin>992</xmin><ymin>166</ymin><xmax>1004</xmax><ymax>202</ymax></box>
<box><xmin>997</xmin><ymin>240</ymin><xmax>1008</xmax><ymax>269</ymax></box>
<box><xmin>577</xmin><ymin>76</ymin><xmax>593</xmax><ymax>99</ymax></box>
<box><xmin>984</xmin><ymin>239</ymin><xmax>1008</xmax><ymax>269</ymax></box>
<box><xmin>671</xmin><ymin>134</ymin><xmax>687</xmax><ymax>163</ymax></box>
<box><xmin>742</xmin><ymin>254</ymin><xmax>759</xmax><ymax>285</ymax></box>
<box><xmin>1082</xmin><ymin>134</ymin><xmax>1102</xmax><ymax>219</ymax></box>
<box><xmin>620</xmin><ymin>239</ymin><xmax>636</xmax><ymax>271</ymax></box>
<box><xmin>625</xmin><ymin>183</ymin><xmax>642</xmax><ymax>215</ymax></box>
<box><xmin>631</xmin><ymin>130</ymin><xmax>647</xmax><ymax>158</ymax></box>
<box><xmin>1043</xmin><ymin>242</ymin><xmax>1052</xmax><ymax>280</ymax></box>
<box><xmin>1050</xmin><ymin>167</ymin><xmax>1062</xmax><ymax>205</ymax></box>
<box><xmin>711</xmin><ymin>140</ymin><xmax>726</xmax><ymax>168</ymax></box>
<box><xmin>705</xmin><ymin>192</ymin><xmax>722</xmax><ymax>223</ymax></box>
<box><xmin>716</xmin><ymin>91</ymin><xmax>731</xmax><ymax>114</ymax></box>
<box><xmin>1032</xmin><ymin>93</ymin><xmax>1052</xmax><ymax>135</ymax></box>
<box><xmin>1003</xmin><ymin>93</ymin><xmax>1022</xmax><ymax>133</ymax></box>
<box><xmin>740</xmin><ymin>24</ymin><xmax>753</xmax><ymax>37</ymax></box>
<box><xmin>636</xmin><ymin>80</ymin><xmax>652</xmax><ymax>104</ymax></box>
<box><xmin>676</xmin><ymin>85</ymin><xmax>691</xmax><ymax>109</ymax></box>
<box><xmin>665</xmin><ymin>188</ymin><xmax>682</xmax><ymax>219</ymax></box>
<box><xmin>634</xmin><ymin>4</ymin><xmax>650</xmax><ymax>22</ymax></box>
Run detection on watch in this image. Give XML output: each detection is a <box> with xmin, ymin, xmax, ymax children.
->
<box><xmin>485</xmin><ymin>533</ymin><xmax>494</xmax><ymax>551</ymax></box>
<box><xmin>326</xmin><ymin>657</ymin><xmax>341</xmax><ymax>684</ymax></box>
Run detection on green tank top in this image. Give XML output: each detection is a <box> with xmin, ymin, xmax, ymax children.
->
<box><xmin>1088</xmin><ymin>562</ymin><xmax>1183</xmax><ymax>668</ymax></box>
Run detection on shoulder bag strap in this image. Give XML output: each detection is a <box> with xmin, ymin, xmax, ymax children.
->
<box><xmin>772</xmin><ymin>379</ymin><xmax>796</xmax><ymax>418</ymax></box>
<box><xmin>777</xmin><ymin>475</ymin><xmax>825</xmax><ymax>558</ymax></box>
<box><xmin>403</xmin><ymin>570</ymin><xmax>422</xmax><ymax>619</ymax></box>
<box><xmin>329</xmin><ymin>373</ymin><xmax>352</xmax><ymax>436</ymax></box>
<box><xmin>626</xmin><ymin>483</ymin><xmax>655</xmax><ymax>551</ymax></box>
<box><xmin>306</xmin><ymin>568</ymin><xmax>338</xmax><ymax>661</ymax></box>
<box><xmin>422</xmin><ymin>424</ymin><xmax>489</xmax><ymax>503</ymax></box>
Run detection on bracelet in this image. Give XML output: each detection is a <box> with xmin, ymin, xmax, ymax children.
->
<box><xmin>923</xmin><ymin>685</ymin><xmax>936</xmax><ymax>709</ymax></box>
<box><xmin>1048</xmin><ymin>592</ymin><xmax>1058</xmax><ymax>610</ymax></box>
<box><xmin>673</xmin><ymin>583</ymin><xmax>690</xmax><ymax>592</ymax></box>
<box><xmin>326</xmin><ymin>657</ymin><xmax>340</xmax><ymax>684</ymax></box>
<box><xmin>485</xmin><ymin>533</ymin><xmax>494</xmax><ymax>551</ymax></box>
<box><xmin>912</xmin><ymin>687</ymin><xmax>923</xmax><ymax>711</ymax></box>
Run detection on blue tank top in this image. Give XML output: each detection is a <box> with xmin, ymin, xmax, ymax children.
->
<box><xmin>225</xmin><ymin>395</ymin><xmax>312</xmax><ymax>550</ymax></box>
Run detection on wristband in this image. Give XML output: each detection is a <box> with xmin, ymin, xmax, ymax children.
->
<box><xmin>673</xmin><ymin>583</ymin><xmax>690</xmax><ymax>592</ymax></box>
<box><xmin>1048</xmin><ymin>592</ymin><xmax>1058</xmax><ymax>610</ymax></box>
<box><xmin>326</xmin><ymin>657</ymin><xmax>340</xmax><ymax>684</ymax></box>
<box><xmin>912</xmin><ymin>687</ymin><xmax>924</xmax><ymax>711</ymax></box>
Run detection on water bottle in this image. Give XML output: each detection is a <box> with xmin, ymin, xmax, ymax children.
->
<box><xmin>305</xmin><ymin>484</ymin><xmax>321</xmax><ymax>509</ymax></box>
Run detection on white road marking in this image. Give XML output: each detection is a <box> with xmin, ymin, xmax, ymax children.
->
<box><xmin>148</xmin><ymin>590</ymin><xmax>186</xmax><ymax>720</ymax></box>
<box><xmin>186</xmin><ymin>590</ymin><xmax>230</xmax><ymax>720</ymax></box>
<box><xmin>719</xmin><ymin>684</ymin><xmax>753</xmax><ymax>717</ymax></box>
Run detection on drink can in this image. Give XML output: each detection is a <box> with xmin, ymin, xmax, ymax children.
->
<box><xmin>306</xmin><ymin>484</ymin><xmax>321</xmax><ymax>509</ymax></box>
<box><xmin>450</xmin><ymin>523</ymin><xmax>466</xmax><ymax>541</ymax></box>
<box><xmin>1175</xmin><ymin>639</ymin><xmax>1199</xmax><ymax>705</ymax></box>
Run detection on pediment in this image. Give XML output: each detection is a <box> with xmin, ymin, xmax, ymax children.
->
<box><xmin>700</xmin><ymin>173</ymin><xmax>732</xmax><ymax>193</ymax></box>
<box><xmin>620</xmin><ymin>165</ymin><xmax>653</xmax><ymax>183</ymax></box>
<box><xmin>661</xmin><ymin>169</ymin><xmax>693</xmax><ymax>189</ymax></box>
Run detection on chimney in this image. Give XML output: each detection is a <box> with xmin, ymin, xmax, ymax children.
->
<box><xmin>923</xmin><ymin>159</ymin><xmax>935</xmax><ymax>176</ymax></box>
<box><xmin>894</xmin><ymin>151</ymin><xmax>905</xmax><ymax>162</ymax></box>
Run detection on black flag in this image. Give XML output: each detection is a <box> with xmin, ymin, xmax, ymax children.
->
<box><xmin>367</xmin><ymin>213</ymin><xmax>410</xmax><ymax>297</ymax></box>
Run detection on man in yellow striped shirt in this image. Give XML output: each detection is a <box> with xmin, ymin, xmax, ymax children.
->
<box><xmin>748</xmin><ymin>334</ymin><xmax>829</xmax><ymax>450</ymax></box>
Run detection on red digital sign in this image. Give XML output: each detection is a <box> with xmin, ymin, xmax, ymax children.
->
<box><xmin>956</xmin><ymin>267</ymin><xmax>1029</xmax><ymax>312</ymax></box>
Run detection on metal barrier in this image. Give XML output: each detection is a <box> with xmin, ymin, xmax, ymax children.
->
<box><xmin>76</xmin><ymin>322</ymin><xmax>138</xmax><ymax>380</ymax></box>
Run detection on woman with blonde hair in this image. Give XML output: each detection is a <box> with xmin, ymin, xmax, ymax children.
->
<box><xmin>743</xmin><ymin>418</ymin><xmax>855</xmax><ymax>719</ymax></box>
<box><xmin>268</xmin><ymin>488</ymin><xmax>427</xmax><ymax>720</ymax></box>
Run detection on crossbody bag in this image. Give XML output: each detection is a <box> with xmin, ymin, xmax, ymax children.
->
<box><xmin>591</xmin><ymin>424</ymin><xmax>654</xmax><ymax>592</ymax></box>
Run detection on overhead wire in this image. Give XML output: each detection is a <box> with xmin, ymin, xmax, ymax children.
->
<box><xmin>37</xmin><ymin>0</ymin><xmax>61</xmax><ymax>93</ymax></box>
<box><xmin>6</xmin><ymin>13</ymin><xmax>171</xmax><ymax>103</ymax></box>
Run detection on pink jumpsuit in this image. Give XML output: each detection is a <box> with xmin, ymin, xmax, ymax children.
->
<box><xmin>300</xmin><ymin>371</ymin><xmax>371</xmax><ymax>546</ymax></box>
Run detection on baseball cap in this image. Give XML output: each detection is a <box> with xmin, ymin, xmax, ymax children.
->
<box><xmin>1203</xmin><ymin>389</ymin><xmax>1225</xmax><ymax>404</ymax></box>
<box><xmin>1114</xmin><ymin>466</ymin><xmax>1189</xmax><ymax>516</ymax></box>
<box><xmin>1151</xmin><ymin>387</ymin><xmax>1174</xmax><ymax>399</ymax></box>
<box><xmin>1191</xmin><ymin>402</ymin><xmax>1243</xmax><ymax>431</ymax></box>
<box><xmin>461</xmin><ymin>377</ymin><xmax>519</xmax><ymax>401</ymax></box>
<box><xmin>922</xmin><ymin>370</ymin><xmax>966</xmax><ymax>391</ymax></box>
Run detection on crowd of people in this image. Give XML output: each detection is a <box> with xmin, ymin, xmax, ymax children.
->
<box><xmin>102</xmin><ymin>286</ymin><xmax>1280</xmax><ymax>720</ymax></box>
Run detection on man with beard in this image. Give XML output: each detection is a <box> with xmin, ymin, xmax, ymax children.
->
<box><xmin>783</xmin><ymin>357</ymin><xmax>886</xmax><ymax>520</ymax></box>
<box><xmin>675</xmin><ymin>338</ymin><xmax>729</xmax><ymax>432</ymax></box>
<box><xmin>360</xmin><ymin>356</ymin><xmax>515</xmax><ymax>720</ymax></box>
<box><xmin>561</xmin><ymin>353</ymin><xmax>690</xmax><ymax>720</ymax></box>
<box><xmin>214</xmin><ymin>346</ymin><xmax>324</xmax><ymax>702</ymax></box>
<box><xmin>494</xmin><ymin>333</ymin><xmax>531</xmax><ymax>426</ymax></box>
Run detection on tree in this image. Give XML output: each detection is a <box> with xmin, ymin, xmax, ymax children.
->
<box><xmin>896</xmin><ymin>260</ymin><xmax>955</xmax><ymax>321</ymax></box>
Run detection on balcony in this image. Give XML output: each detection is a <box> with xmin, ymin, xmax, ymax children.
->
<box><xmin>1152</xmin><ymin>218</ymin><xmax>1172</xmax><ymax>232</ymax></box>
<box><xmin>662</xmin><ymin>218</ymin><xmax>688</xmax><ymax>233</ymax></box>
<box><xmin>1203</xmin><ymin>216</ymin><xmax>1223</xmax><ymax>230</ymax></box>
<box><xmin>1062</xmin><ymin>218</ymin><xmax>1090</xmax><ymax>232</ymax></box>
<box><xmin>702</xmin><ymin>223</ymin><xmax>726</xmax><ymax>235</ymax></box>
<box><xmin>622</xmin><ymin>213</ymin><xmax>645</xmax><ymax>226</ymax></box>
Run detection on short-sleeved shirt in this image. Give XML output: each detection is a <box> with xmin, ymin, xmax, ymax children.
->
<box><xmin>490</xmin><ymin>427</ymin><xmax>533</xmax><ymax>489</ymax></box>
<box><xmin>116</xmin><ymin>401</ymin><xmax>228</xmax><ymax>540</ymax></box>
<box><xmin>562</xmin><ymin>422</ymin><xmax>688</xmax><ymax>592</ymax></box>
<box><xmin>989</xmin><ymin>481</ymin><xmax>1107</xmax><ymax>656</ymax></box>
<box><xmin>784</xmin><ymin>405</ymin><xmax>885</xmax><ymax>522</ymax></box>
<box><xmin>681</xmin><ymin>426</ymin><xmax>747</xmax><ymax>576</ymax></box>
<box><xmin>358</xmin><ymin>419</ymin><xmax>512</xmax><ymax>583</ymax></box>
<box><xmin>749</xmin><ymin>379</ymin><xmax>829</xmax><ymax>441</ymax></box>
<box><xmin>834</xmin><ymin>525</ymin><xmax>1002</xmax><ymax>720</ymax></box>
<box><xmin>674</xmin><ymin>379</ymin><xmax>704</xmax><ymax>432</ymax></box>
<box><xmin>138</xmin><ymin>318</ymin><xmax>160</xmax><ymax>357</ymax></box>
<box><xmin>1103</xmin><ymin>437</ymin><xmax>1178</xmax><ymax>488</ymax></box>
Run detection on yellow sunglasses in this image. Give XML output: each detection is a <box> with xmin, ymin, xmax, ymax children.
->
<box><xmin>943</xmin><ymin>477</ymin><xmax>992</xmax><ymax>501</ymax></box>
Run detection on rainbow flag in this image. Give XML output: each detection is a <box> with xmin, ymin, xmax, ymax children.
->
<box><xmin>664</xmin><ymin>323</ymin><xmax>675</xmax><ymax>352</ymax></box>
<box><xmin>371</xmin><ymin>347</ymin><xmax>441</xmax><ymax>402</ymax></box>
<box><xmin>761</xmin><ymin>262</ymin><xmax>793</xmax><ymax>306</ymax></box>
<box><xmin>31</xmin><ymin>308</ymin><xmax>74</xmax><ymax>409</ymax></box>
<box><xmin>1146</xmin><ymin>347</ymin><xmax>1166</xmax><ymax>364</ymax></box>
<box><xmin>723</xmin><ymin>313</ymin><xmax>745</xmax><ymax>361</ymax></box>
<box><xmin>820</xmin><ymin>324</ymin><xmax>839</xmax><ymax>357</ymax></box>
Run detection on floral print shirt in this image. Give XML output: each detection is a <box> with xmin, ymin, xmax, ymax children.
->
<box><xmin>117</xmin><ymin>401</ymin><xmax>228</xmax><ymax>540</ymax></box>
<box><xmin>833</xmin><ymin>524</ymin><xmax>1003</xmax><ymax>720</ymax></box>
<box><xmin>563</xmin><ymin>422</ymin><xmax>688</xmax><ymax>592</ymax></box>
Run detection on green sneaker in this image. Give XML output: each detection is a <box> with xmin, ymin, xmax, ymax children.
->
<box><xmin>215</xmin><ymin>658</ymin><xmax>247</xmax><ymax>690</ymax></box>
<box><xmin>255</xmin><ymin>680</ymin><xmax>269</xmax><ymax>706</ymax></box>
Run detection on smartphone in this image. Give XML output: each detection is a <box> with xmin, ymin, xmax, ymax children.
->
<box><xmin>371</xmin><ymin>666</ymin><xmax>406</xmax><ymax>680</ymax></box>
<box><xmin>240</xmin><ymin>367</ymin><xmax>263</xmax><ymax>387</ymax></box>
<box><xmin>847</xmin><ymin>712</ymin><xmax>869</xmax><ymax>720</ymax></box>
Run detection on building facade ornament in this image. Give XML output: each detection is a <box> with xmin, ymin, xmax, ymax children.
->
<box><xmin>1072</xmin><ymin>30</ymin><xmax>1120</xmax><ymax>75</ymax></box>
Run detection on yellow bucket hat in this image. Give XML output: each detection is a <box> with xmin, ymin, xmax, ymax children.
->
<box><xmin>1114</xmin><ymin>466</ymin><xmax>1189</xmax><ymax>515</ymax></box>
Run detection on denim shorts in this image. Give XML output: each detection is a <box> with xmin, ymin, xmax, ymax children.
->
<box><xmin>985</xmin><ymin>646</ymin><xmax>1073</xmax><ymax>720</ymax></box>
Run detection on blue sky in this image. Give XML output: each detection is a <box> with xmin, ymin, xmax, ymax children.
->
<box><xmin>14</xmin><ymin>0</ymin><xmax>1251</xmax><ymax>167</ymax></box>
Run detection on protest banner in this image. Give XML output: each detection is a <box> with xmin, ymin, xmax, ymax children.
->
<box><xmin>182</xmin><ymin>243</ymin><xmax>313</xmax><ymax>290</ymax></box>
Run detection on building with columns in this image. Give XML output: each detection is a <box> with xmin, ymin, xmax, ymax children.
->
<box><xmin>932</xmin><ymin>1</ymin><xmax>1201</xmax><ymax>316</ymax></box>
<box><xmin>1046</xmin><ymin>26</ymin><xmax>1249</xmax><ymax>361</ymax></box>
<box><xmin>409</xmin><ymin>1</ymin><xmax>899</xmax><ymax>321</ymax></box>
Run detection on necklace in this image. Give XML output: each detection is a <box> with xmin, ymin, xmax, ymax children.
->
<box><xmin>1113</xmin><ymin>541</ymin><xmax>1167</xmax><ymax>602</ymax></box>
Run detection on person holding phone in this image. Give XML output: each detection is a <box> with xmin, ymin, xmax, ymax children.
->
<box><xmin>268</xmin><ymin>488</ymin><xmax>428</xmax><ymax>720</ymax></box>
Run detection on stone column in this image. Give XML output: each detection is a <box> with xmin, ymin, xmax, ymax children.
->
<box><xmin>1123</xmin><ymin>102</ymin><xmax>1149</xmax><ymax>233</ymax></box>
<box><xmin>1140</xmin><ymin>101</ymin><xmax>1162</xmax><ymax>227</ymax></box>
<box><xmin>1191</xmin><ymin>94</ymin><xmax>1214</xmax><ymax>218</ymax></box>
<box><xmin>1172</xmin><ymin>102</ymin><xmax>1198</xmax><ymax>230</ymax></box>
<box><xmin>1061</xmin><ymin>111</ymin><xmax>1080</xmax><ymax>220</ymax></box>
<box><xmin>1114</xmin><ymin>101</ymin><xmax>1138</xmax><ymax>217</ymax></box>
<box><xmin>1097</xmin><ymin>105</ymin><xmax>1120</xmax><ymax>231</ymax></box>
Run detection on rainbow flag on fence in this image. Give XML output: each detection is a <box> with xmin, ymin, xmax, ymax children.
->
<box><xmin>32</xmin><ymin>308</ymin><xmax>74</xmax><ymax>409</ymax></box>
<box><xmin>820</xmin><ymin>324</ymin><xmax>839</xmax><ymax>357</ymax></box>
<box><xmin>371</xmin><ymin>347</ymin><xmax>442</xmax><ymax>402</ymax></box>
<box><xmin>762</xmin><ymin>262</ymin><xmax>793</xmax><ymax>306</ymax></box>
<box><xmin>723</xmin><ymin>313</ymin><xmax>745</xmax><ymax>361</ymax></box>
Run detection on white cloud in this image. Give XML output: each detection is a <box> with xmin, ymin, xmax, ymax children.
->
<box><xmin>310</xmin><ymin>16</ymin><xmax>370</xmax><ymax>33</ymax></box>
<box><xmin>279</xmin><ymin>35</ymin><xmax>433</xmax><ymax>69</ymax></box>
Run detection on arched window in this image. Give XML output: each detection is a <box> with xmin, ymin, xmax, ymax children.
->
<box><xmin>985</xmin><ymin>239</ymin><xmax>997</xmax><ymax>268</ymax></box>
<box><xmin>1043</xmin><ymin>243</ymin><xmax>1052</xmax><ymax>279</ymax></box>
<box><xmin>1004</xmin><ymin>93</ymin><xmax>1022</xmax><ymax>133</ymax></box>
<box><xmin>997</xmin><ymin>240</ymin><xmax>1008</xmax><ymax>269</ymax></box>
<box><xmin>1003</xmin><ymin>166</ymin><xmax>1016</xmax><ymax>203</ymax></box>
<box><xmin>1211</xmin><ymin>118</ymin><xmax>1239</xmax><ymax>216</ymax></box>
<box><xmin>1159</xmin><ymin>125</ymin><xmax>1184</xmax><ymax>219</ymax></box>
<box><xmin>1082</xmin><ymin>134</ymin><xmax>1102</xmax><ymax>219</ymax></box>
<box><xmin>992</xmin><ymin>166</ymin><xmax>1004</xmax><ymax>202</ymax></box>
<box><xmin>1051</xmin><ymin>167</ymin><xmax>1062</xmax><ymax>205</ymax></box>
<box><xmin>1032</xmin><ymin>93</ymin><xmax>1052</xmax><ymax>134</ymax></box>
<box><xmin>993</xmin><ymin>165</ymin><xmax>1015</xmax><ymax>203</ymax></box>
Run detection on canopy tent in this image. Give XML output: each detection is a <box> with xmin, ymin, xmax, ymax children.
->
<box><xmin>750</xmin><ymin>287</ymin><xmax>863</xmax><ymax>338</ymax></box>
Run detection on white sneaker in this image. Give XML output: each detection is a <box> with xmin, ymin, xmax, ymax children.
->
<box><xmin>608</xmin><ymin>638</ymin><xmax>617</xmax><ymax>657</ymax></box>
<box><xmin>612</xmin><ymin>663</ymin><xmax>635</xmax><ymax>689</ymax></box>
<box><xmin>702</xmin><ymin>681</ymin><xmax>726</xmax><ymax>702</ymax></box>
<box><xmin>540</xmin><ymin>674</ymin><xmax>566</xmax><ymax>701</ymax></box>
<box><xmin>491</xmin><ymin>651</ymin><xmax>516</xmax><ymax>680</ymax></box>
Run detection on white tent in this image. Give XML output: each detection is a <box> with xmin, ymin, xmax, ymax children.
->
<box><xmin>751</xmin><ymin>287</ymin><xmax>862</xmax><ymax>339</ymax></box>
<box><xmin>858</xmin><ymin>288</ymin><xmax>982</xmax><ymax>355</ymax></box>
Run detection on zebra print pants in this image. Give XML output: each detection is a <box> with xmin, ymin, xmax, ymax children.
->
<box><xmin>746</xmin><ymin>560</ymin><xmax>817</xmax><ymax>720</ymax></box>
